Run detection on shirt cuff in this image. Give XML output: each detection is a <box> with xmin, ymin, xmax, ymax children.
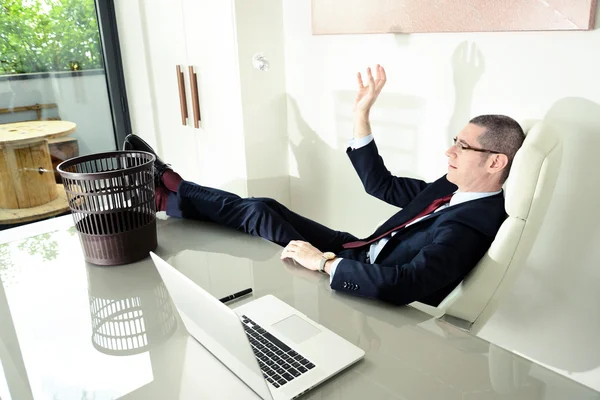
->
<box><xmin>348</xmin><ymin>134</ymin><xmax>374</xmax><ymax>150</ymax></box>
<box><xmin>329</xmin><ymin>258</ymin><xmax>344</xmax><ymax>284</ymax></box>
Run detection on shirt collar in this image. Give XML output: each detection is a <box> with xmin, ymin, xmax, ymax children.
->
<box><xmin>449</xmin><ymin>190</ymin><xmax>502</xmax><ymax>208</ymax></box>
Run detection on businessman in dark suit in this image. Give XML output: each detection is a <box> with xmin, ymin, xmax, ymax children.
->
<box><xmin>125</xmin><ymin>65</ymin><xmax>525</xmax><ymax>306</ymax></box>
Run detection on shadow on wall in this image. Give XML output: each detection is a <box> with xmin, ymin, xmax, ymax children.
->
<box><xmin>446</xmin><ymin>41</ymin><xmax>486</xmax><ymax>144</ymax></box>
<box><xmin>287</xmin><ymin>94</ymin><xmax>350</xmax><ymax>230</ymax></box>
<box><xmin>393</xmin><ymin>32</ymin><xmax>412</xmax><ymax>47</ymax></box>
<box><xmin>287</xmin><ymin>90</ymin><xmax>426</xmax><ymax>236</ymax></box>
<box><xmin>287</xmin><ymin>39</ymin><xmax>486</xmax><ymax>236</ymax></box>
<box><xmin>480</xmin><ymin>97</ymin><xmax>600</xmax><ymax>377</ymax></box>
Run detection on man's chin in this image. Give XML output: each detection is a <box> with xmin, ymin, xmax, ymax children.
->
<box><xmin>446</xmin><ymin>170</ymin><xmax>457</xmax><ymax>184</ymax></box>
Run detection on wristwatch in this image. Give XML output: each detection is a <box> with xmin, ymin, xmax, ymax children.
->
<box><xmin>319</xmin><ymin>252</ymin><xmax>336</xmax><ymax>273</ymax></box>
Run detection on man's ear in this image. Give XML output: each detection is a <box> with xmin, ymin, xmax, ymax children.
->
<box><xmin>489</xmin><ymin>154</ymin><xmax>509</xmax><ymax>173</ymax></box>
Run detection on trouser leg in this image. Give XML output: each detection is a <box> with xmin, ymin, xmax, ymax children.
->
<box><xmin>167</xmin><ymin>181</ymin><xmax>357</xmax><ymax>251</ymax></box>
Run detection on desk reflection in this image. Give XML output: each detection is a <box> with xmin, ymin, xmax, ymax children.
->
<box><xmin>0</xmin><ymin>273</ymin><xmax>34</xmax><ymax>400</ymax></box>
<box><xmin>86</xmin><ymin>263</ymin><xmax>177</xmax><ymax>356</ymax></box>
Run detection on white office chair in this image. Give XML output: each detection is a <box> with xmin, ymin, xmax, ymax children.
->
<box><xmin>411</xmin><ymin>120</ymin><xmax>563</xmax><ymax>333</ymax></box>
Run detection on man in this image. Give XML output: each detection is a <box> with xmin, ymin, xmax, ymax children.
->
<box><xmin>125</xmin><ymin>65</ymin><xmax>525</xmax><ymax>306</ymax></box>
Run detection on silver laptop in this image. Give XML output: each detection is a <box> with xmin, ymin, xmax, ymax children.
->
<box><xmin>150</xmin><ymin>252</ymin><xmax>364</xmax><ymax>400</ymax></box>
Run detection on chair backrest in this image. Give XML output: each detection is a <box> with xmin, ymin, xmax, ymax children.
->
<box><xmin>417</xmin><ymin>120</ymin><xmax>563</xmax><ymax>332</ymax></box>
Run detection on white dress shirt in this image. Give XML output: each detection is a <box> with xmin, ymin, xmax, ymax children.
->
<box><xmin>329</xmin><ymin>134</ymin><xmax>501</xmax><ymax>282</ymax></box>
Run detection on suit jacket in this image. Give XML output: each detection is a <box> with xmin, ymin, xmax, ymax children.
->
<box><xmin>331</xmin><ymin>140</ymin><xmax>507</xmax><ymax>306</ymax></box>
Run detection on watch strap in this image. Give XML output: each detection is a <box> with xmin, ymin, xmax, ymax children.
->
<box><xmin>319</xmin><ymin>256</ymin><xmax>328</xmax><ymax>273</ymax></box>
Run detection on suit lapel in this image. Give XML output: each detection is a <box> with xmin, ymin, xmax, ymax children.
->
<box><xmin>406</xmin><ymin>201</ymin><xmax>454</xmax><ymax>225</ymax></box>
<box><xmin>372</xmin><ymin>192</ymin><xmax>505</xmax><ymax>263</ymax></box>
<box><xmin>368</xmin><ymin>179</ymin><xmax>456</xmax><ymax>240</ymax></box>
<box><xmin>405</xmin><ymin>191</ymin><xmax>505</xmax><ymax>227</ymax></box>
<box><xmin>368</xmin><ymin>188</ymin><xmax>504</xmax><ymax>242</ymax></box>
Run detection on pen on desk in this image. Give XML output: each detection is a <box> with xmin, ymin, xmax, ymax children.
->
<box><xmin>219</xmin><ymin>288</ymin><xmax>253</xmax><ymax>303</ymax></box>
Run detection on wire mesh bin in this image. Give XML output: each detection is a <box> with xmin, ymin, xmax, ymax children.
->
<box><xmin>58</xmin><ymin>151</ymin><xmax>158</xmax><ymax>265</ymax></box>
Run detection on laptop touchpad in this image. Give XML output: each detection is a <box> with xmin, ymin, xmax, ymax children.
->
<box><xmin>272</xmin><ymin>314</ymin><xmax>321</xmax><ymax>344</ymax></box>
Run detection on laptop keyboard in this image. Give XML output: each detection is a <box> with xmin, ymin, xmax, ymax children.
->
<box><xmin>241</xmin><ymin>315</ymin><xmax>315</xmax><ymax>388</ymax></box>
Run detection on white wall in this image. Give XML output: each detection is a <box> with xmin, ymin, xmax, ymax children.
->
<box><xmin>283</xmin><ymin>0</ymin><xmax>600</xmax><ymax>391</ymax></box>
<box><xmin>234</xmin><ymin>0</ymin><xmax>290</xmax><ymax>204</ymax></box>
<box><xmin>0</xmin><ymin>72</ymin><xmax>117</xmax><ymax>155</ymax></box>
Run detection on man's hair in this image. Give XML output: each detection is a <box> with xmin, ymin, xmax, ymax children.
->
<box><xmin>470</xmin><ymin>114</ymin><xmax>525</xmax><ymax>183</ymax></box>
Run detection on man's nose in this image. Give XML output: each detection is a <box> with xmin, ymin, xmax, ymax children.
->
<box><xmin>445</xmin><ymin>145</ymin><xmax>457</xmax><ymax>158</ymax></box>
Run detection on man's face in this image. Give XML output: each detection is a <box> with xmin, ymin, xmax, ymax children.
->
<box><xmin>445</xmin><ymin>123</ymin><xmax>492</xmax><ymax>191</ymax></box>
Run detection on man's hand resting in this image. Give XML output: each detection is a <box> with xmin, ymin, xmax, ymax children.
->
<box><xmin>280</xmin><ymin>241</ymin><xmax>323</xmax><ymax>272</ymax></box>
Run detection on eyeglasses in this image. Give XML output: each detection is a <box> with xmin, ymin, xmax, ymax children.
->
<box><xmin>452</xmin><ymin>137</ymin><xmax>502</xmax><ymax>154</ymax></box>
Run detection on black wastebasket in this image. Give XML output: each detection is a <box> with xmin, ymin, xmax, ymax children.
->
<box><xmin>57</xmin><ymin>151</ymin><xmax>157</xmax><ymax>265</ymax></box>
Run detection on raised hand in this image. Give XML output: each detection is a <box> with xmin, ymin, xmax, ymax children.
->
<box><xmin>354</xmin><ymin>65</ymin><xmax>387</xmax><ymax>115</ymax></box>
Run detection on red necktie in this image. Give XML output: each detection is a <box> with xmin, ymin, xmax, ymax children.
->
<box><xmin>342</xmin><ymin>194</ymin><xmax>453</xmax><ymax>249</ymax></box>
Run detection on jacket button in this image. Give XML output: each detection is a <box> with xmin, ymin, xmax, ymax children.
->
<box><xmin>355</xmin><ymin>284</ymin><xmax>359</xmax><ymax>290</ymax></box>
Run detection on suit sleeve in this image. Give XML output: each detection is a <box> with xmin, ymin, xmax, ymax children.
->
<box><xmin>347</xmin><ymin>139</ymin><xmax>428</xmax><ymax>208</ymax></box>
<box><xmin>330</xmin><ymin>221</ymin><xmax>491</xmax><ymax>305</ymax></box>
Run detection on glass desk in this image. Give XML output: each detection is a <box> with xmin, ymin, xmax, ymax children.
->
<box><xmin>1</xmin><ymin>216</ymin><xmax>598</xmax><ymax>399</ymax></box>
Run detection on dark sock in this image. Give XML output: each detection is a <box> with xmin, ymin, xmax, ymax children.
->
<box><xmin>161</xmin><ymin>169</ymin><xmax>183</xmax><ymax>192</ymax></box>
<box><xmin>155</xmin><ymin>186</ymin><xmax>169</xmax><ymax>212</ymax></box>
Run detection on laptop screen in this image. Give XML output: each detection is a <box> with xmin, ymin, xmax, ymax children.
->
<box><xmin>150</xmin><ymin>252</ymin><xmax>273</xmax><ymax>400</ymax></box>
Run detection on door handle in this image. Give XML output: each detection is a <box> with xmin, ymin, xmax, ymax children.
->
<box><xmin>176</xmin><ymin>65</ymin><xmax>188</xmax><ymax>125</ymax></box>
<box><xmin>188</xmin><ymin>65</ymin><xmax>201</xmax><ymax>128</ymax></box>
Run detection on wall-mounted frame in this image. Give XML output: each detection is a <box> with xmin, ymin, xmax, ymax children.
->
<box><xmin>312</xmin><ymin>0</ymin><xmax>598</xmax><ymax>34</ymax></box>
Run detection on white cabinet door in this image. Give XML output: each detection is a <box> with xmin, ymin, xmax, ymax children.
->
<box><xmin>139</xmin><ymin>0</ymin><xmax>201</xmax><ymax>181</ymax></box>
<box><xmin>180</xmin><ymin>0</ymin><xmax>248</xmax><ymax>196</ymax></box>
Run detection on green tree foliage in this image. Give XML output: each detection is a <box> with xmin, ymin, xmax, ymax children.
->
<box><xmin>0</xmin><ymin>0</ymin><xmax>103</xmax><ymax>75</ymax></box>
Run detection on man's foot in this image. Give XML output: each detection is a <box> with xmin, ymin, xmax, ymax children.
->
<box><xmin>123</xmin><ymin>134</ymin><xmax>171</xmax><ymax>188</ymax></box>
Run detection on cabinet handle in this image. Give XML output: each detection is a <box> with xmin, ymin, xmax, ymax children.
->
<box><xmin>188</xmin><ymin>65</ymin><xmax>201</xmax><ymax>128</ymax></box>
<box><xmin>176</xmin><ymin>65</ymin><xmax>188</xmax><ymax>125</ymax></box>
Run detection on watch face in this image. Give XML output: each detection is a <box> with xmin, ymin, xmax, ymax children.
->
<box><xmin>323</xmin><ymin>252</ymin><xmax>336</xmax><ymax>260</ymax></box>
